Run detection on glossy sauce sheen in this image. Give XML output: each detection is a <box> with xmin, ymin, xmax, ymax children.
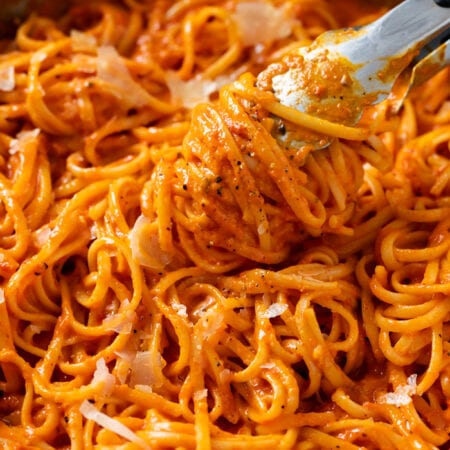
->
<box><xmin>0</xmin><ymin>1</ymin><xmax>448</xmax><ymax>449</ymax></box>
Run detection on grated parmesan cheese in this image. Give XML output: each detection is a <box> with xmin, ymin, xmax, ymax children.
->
<box><xmin>166</xmin><ymin>71</ymin><xmax>233</xmax><ymax>109</ymax></box>
<box><xmin>260</xmin><ymin>362</ymin><xmax>276</xmax><ymax>369</ymax></box>
<box><xmin>261</xmin><ymin>303</ymin><xmax>288</xmax><ymax>319</ymax></box>
<box><xmin>129</xmin><ymin>350</ymin><xmax>164</xmax><ymax>389</ymax></box>
<box><xmin>33</xmin><ymin>225</ymin><xmax>53</xmax><ymax>249</ymax></box>
<box><xmin>233</xmin><ymin>2</ymin><xmax>294</xmax><ymax>46</ymax></box>
<box><xmin>0</xmin><ymin>288</ymin><xmax>4</xmax><ymax>305</ymax></box>
<box><xmin>135</xmin><ymin>384</ymin><xmax>153</xmax><ymax>393</ymax></box>
<box><xmin>70</xmin><ymin>30</ymin><xmax>97</xmax><ymax>52</ymax></box>
<box><xmin>97</xmin><ymin>46</ymin><xmax>153</xmax><ymax>110</ymax></box>
<box><xmin>0</xmin><ymin>66</ymin><xmax>15</xmax><ymax>92</ymax></box>
<box><xmin>9</xmin><ymin>129</ymin><xmax>40</xmax><ymax>156</ymax></box>
<box><xmin>129</xmin><ymin>215</ymin><xmax>172</xmax><ymax>271</ymax></box>
<box><xmin>91</xmin><ymin>358</ymin><xmax>116</xmax><ymax>396</ymax></box>
<box><xmin>257</xmin><ymin>223</ymin><xmax>267</xmax><ymax>235</ymax></box>
<box><xmin>80</xmin><ymin>400</ymin><xmax>149</xmax><ymax>449</ymax></box>
<box><xmin>172</xmin><ymin>302</ymin><xmax>188</xmax><ymax>318</ymax></box>
<box><xmin>193</xmin><ymin>388</ymin><xmax>208</xmax><ymax>402</ymax></box>
<box><xmin>379</xmin><ymin>374</ymin><xmax>418</xmax><ymax>406</ymax></box>
<box><xmin>102</xmin><ymin>307</ymin><xmax>136</xmax><ymax>334</ymax></box>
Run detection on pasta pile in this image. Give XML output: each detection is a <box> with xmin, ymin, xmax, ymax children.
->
<box><xmin>0</xmin><ymin>0</ymin><xmax>449</xmax><ymax>448</ymax></box>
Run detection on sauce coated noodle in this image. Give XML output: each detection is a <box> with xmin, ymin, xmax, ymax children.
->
<box><xmin>0</xmin><ymin>1</ymin><xmax>448</xmax><ymax>449</ymax></box>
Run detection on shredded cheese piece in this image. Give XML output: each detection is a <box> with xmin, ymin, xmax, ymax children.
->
<box><xmin>129</xmin><ymin>215</ymin><xmax>172</xmax><ymax>270</ymax></box>
<box><xmin>261</xmin><ymin>303</ymin><xmax>288</xmax><ymax>318</ymax></box>
<box><xmin>233</xmin><ymin>2</ymin><xmax>294</xmax><ymax>46</ymax></box>
<box><xmin>79</xmin><ymin>400</ymin><xmax>149</xmax><ymax>449</ymax></box>
<box><xmin>91</xmin><ymin>358</ymin><xmax>116</xmax><ymax>396</ymax></box>
<box><xmin>166</xmin><ymin>72</ymin><xmax>232</xmax><ymax>109</ymax></box>
<box><xmin>0</xmin><ymin>66</ymin><xmax>15</xmax><ymax>92</ymax></box>
<box><xmin>97</xmin><ymin>46</ymin><xmax>153</xmax><ymax>109</ymax></box>
<box><xmin>379</xmin><ymin>374</ymin><xmax>418</xmax><ymax>406</ymax></box>
<box><xmin>70</xmin><ymin>30</ymin><xmax>97</xmax><ymax>52</ymax></box>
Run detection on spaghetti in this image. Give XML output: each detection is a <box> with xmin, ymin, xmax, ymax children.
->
<box><xmin>0</xmin><ymin>0</ymin><xmax>448</xmax><ymax>449</ymax></box>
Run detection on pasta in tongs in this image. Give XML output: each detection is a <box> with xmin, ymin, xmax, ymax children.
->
<box><xmin>256</xmin><ymin>0</ymin><xmax>450</xmax><ymax>149</ymax></box>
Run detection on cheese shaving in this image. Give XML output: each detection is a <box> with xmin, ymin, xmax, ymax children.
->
<box><xmin>379</xmin><ymin>374</ymin><xmax>418</xmax><ymax>406</ymax></box>
<box><xmin>71</xmin><ymin>30</ymin><xmax>97</xmax><ymax>52</ymax></box>
<box><xmin>129</xmin><ymin>215</ymin><xmax>172</xmax><ymax>270</ymax></box>
<box><xmin>233</xmin><ymin>2</ymin><xmax>294</xmax><ymax>46</ymax></box>
<box><xmin>172</xmin><ymin>302</ymin><xmax>188</xmax><ymax>318</ymax></box>
<box><xmin>260</xmin><ymin>362</ymin><xmax>276</xmax><ymax>369</ymax></box>
<box><xmin>193</xmin><ymin>388</ymin><xmax>208</xmax><ymax>402</ymax></box>
<box><xmin>91</xmin><ymin>358</ymin><xmax>116</xmax><ymax>396</ymax></box>
<box><xmin>135</xmin><ymin>384</ymin><xmax>153</xmax><ymax>393</ymax></box>
<box><xmin>261</xmin><ymin>303</ymin><xmax>288</xmax><ymax>318</ymax></box>
<box><xmin>102</xmin><ymin>307</ymin><xmax>136</xmax><ymax>334</ymax></box>
<box><xmin>129</xmin><ymin>350</ymin><xmax>164</xmax><ymax>389</ymax></box>
<box><xmin>0</xmin><ymin>66</ymin><xmax>15</xmax><ymax>92</ymax></box>
<box><xmin>97</xmin><ymin>46</ymin><xmax>152</xmax><ymax>110</ymax></box>
<box><xmin>9</xmin><ymin>129</ymin><xmax>40</xmax><ymax>156</ymax></box>
<box><xmin>79</xmin><ymin>400</ymin><xmax>149</xmax><ymax>449</ymax></box>
<box><xmin>33</xmin><ymin>225</ymin><xmax>53</xmax><ymax>249</ymax></box>
<box><xmin>166</xmin><ymin>72</ymin><xmax>232</xmax><ymax>109</ymax></box>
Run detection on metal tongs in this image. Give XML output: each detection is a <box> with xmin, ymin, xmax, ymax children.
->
<box><xmin>257</xmin><ymin>0</ymin><xmax>450</xmax><ymax>149</ymax></box>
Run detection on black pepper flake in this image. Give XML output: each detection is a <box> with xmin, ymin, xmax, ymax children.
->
<box><xmin>236</xmin><ymin>160</ymin><xmax>242</xmax><ymax>166</ymax></box>
<box><xmin>64</xmin><ymin>416</ymin><xmax>69</xmax><ymax>423</ymax></box>
<box><xmin>216</xmin><ymin>176</ymin><xmax>222</xmax><ymax>183</ymax></box>
<box><xmin>235</xmin><ymin>185</ymin><xmax>239</xmax><ymax>190</ymax></box>
<box><xmin>182</xmin><ymin>184</ymin><xmax>188</xmax><ymax>190</ymax></box>
<box><xmin>216</xmin><ymin>188</ymin><xmax>222</xmax><ymax>196</ymax></box>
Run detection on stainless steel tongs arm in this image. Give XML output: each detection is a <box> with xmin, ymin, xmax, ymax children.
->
<box><xmin>259</xmin><ymin>0</ymin><xmax>450</xmax><ymax>150</ymax></box>
<box><xmin>353</xmin><ymin>0</ymin><xmax>450</xmax><ymax>61</ymax></box>
<box><xmin>317</xmin><ymin>0</ymin><xmax>450</xmax><ymax>106</ymax></box>
<box><xmin>390</xmin><ymin>27</ymin><xmax>450</xmax><ymax>111</ymax></box>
